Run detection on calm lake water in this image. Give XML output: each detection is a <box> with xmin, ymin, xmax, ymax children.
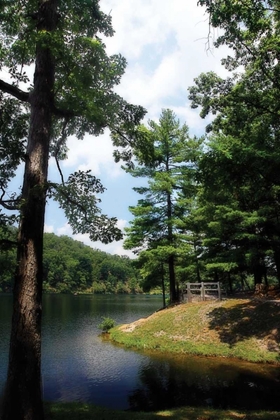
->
<box><xmin>0</xmin><ymin>294</ymin><xmax>280</xmax><ymax>411</ymax></box>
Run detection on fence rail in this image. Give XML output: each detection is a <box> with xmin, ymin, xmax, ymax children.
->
<box><xmin>183</xmin><ymin>282</ymin><xmax>222</xmax><ymax>302</ymax></box>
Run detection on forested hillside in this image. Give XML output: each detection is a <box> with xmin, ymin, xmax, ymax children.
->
<box><xmin>0</xmin><ymin>230</ymin><xmax>143</xmax><ymax>294</ymax></box>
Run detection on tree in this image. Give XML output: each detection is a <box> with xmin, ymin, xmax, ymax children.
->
<box><xmin>124</xmin><ymin>109</ymin><xmax>202</xmax><ymax>303</ymax></box>
<box><xmin>0</xmin><ymin>2</ymin><xmax>145</xmax><ymax>419</ymax></box>
<box><xmin>187</xmin><ymin>0</ymin><xmax>280</xmax><ymax>288</ymax></box>
<box><xmin>135</xmin><ymin>247</ymin><xmax>169</xmax><ymax>308</ymax></box>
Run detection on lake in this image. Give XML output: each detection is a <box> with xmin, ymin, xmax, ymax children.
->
<box><xmin>0</xmin><ymin>294</ymin><xmax>280</xmax><ymax>411</ymax></box>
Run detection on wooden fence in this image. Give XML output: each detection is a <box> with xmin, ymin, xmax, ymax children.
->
<box><xmin>183</xmin><ymin>282</ymin><xmax>222</xmax><ymax>302</ymax></box>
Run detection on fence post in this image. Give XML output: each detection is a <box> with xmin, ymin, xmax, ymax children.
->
<box><xmin>201</xmin><ymin>282</ymin><xmax>205</xmax><ymax>301</ymax></box>
<box><xmin>187</xmin><ymin>283</ymin><xmax>192</xmax><ymax>302</ymax></box>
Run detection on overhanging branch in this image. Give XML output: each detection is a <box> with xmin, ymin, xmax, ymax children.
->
<box><xmin>0</xmin><ymin>199</ymin><xmax>20</xmax><ymax>211</ymax></box>
<box><xmin>0</xmin><ymin>239</ymin><xmax>18</xmax><ymax>249</ymax></box>
<box><xmin>0</xmin><ymin>79</ymin><xmax>75</xmax><ymax>119</ymax></box>
<box><xmin>0</xmin><ymin>79</ymin><xmax>29</xmax><ymax>102</ymax></box>
<box><xmin>52</xmin><ymin>105</ymin><xmax>75</xmax><ymax>119</ymax></box>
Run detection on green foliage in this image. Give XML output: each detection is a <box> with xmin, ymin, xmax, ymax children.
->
<box><xmin>184</xmin><ymin>0</ymin><xmax>280</xmax><ymax>289</ymax></box>
<box><xmin>43</xmin><ymin>233</ymin><xmax>143</xmax><ymax>294</ymax></box>
<box><xmin>0</xmin><ymin>0</ymin><xmax>146</xmax><ymax>242</ymax></box>
<box><xmin>124</xmin><ymin>109</ymin><xmax>203</xmax><ymax>302</ymax></box>
<box><xmin>98</xmin><ymin>316</ymin><xmax>116</xmax><ymax>332</ymax></box>
<box><xmin>51</xmin><ymin>171</ymin><xmax>123</xmax><ymax>243</ymax></box>
<box><xmin>0</xmin><ymin>230</ymin><xmax>143</xmax><ymax>294</ymax></box>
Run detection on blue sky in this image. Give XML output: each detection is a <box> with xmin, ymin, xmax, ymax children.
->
<box><xmin>5</xmin><ymin>0</ymin><xmax>229</xmax><ymax>256</ymax></box>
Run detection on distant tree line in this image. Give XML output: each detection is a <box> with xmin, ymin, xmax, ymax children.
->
<box><xmin>0</xmin><ymin>229</ymin><xmax>143</xmax><ymax>294</ymax></box>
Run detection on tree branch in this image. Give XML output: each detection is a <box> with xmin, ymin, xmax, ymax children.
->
<box><xmin>0</xmin><ymin>199</ymin><xmax>20</xmax><ymax>211</ymax></box>
<box><xmin>0</xmin><ymin>239</ymin><xmax>18</xmax><ymax>249</ymax></box>
<box><xmin>0</xmin><ymin>79</ymin><xmax>75</xmax><ymax>119</ymax></box>
<box><xmin>54</xmin><ymin>117</ymin><xmax>69</xmax><ymax>185</ymax></box>
<box><xmin>0</xmin><ymin>187</ymin><xmax>20</xmax><ymax>210</ymax></box>
<box><xmin>0</xmin><ymin>79</ymin><xmax>29</xmax><ymax>102</ymax></box>
<box><xmin>49</xmin><ymin>182</ymin><xmax>92</xmax><ymax>224</ymax></box>
<box><xmin>52</xmin><ymin>105</ymin><xmax>75</xmax><ymax>119</ymax></box>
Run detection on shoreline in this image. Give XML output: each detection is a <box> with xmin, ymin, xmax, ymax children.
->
<box><xmin>109</xmin><ymin>298</ymin><xmax>280</xmax><ymax>364</ymax></box>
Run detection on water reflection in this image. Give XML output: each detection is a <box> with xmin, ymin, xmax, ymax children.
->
<box><xmin>128</xmin><ymin>352</ymin><xmax>280</xmax><ymax>411</ymax></box>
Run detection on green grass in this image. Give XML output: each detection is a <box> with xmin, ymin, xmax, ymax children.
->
<box><xmin>45</xmin><ymin>402</ymin><xmax>280</xmax><ymax>420</ymax></box>
<box><xmin>109</xmin><ymin>298</ymin><xmax>280</xmax><ymax>363</ymax></box>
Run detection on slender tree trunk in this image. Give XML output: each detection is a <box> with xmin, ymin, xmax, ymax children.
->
<box><xmin>161</xmin><ymin>263</ymin><xmax>166</xmax><ymax>308</ymax></box>
<box><xmin>196</xmin><ymin>258</ymin><xmax>201</xmax><ymax>283</ymax></box>
<box><xmin>227</xmin><ymin>272</ymin><xmax>233</xmax><ymax>294</ymax></box>
<box><xmin>253</xmin><ymin>262</ymin><xmax>263</xmax><ymax>286</ymax></box>
<box><xmin>273</xmin><ymin>248</ymin><xmax>280</xmax><ymax>286</ymax></box>
<box><xmin>167</xmin><ymin>191</ymin><xmax>178</xmax><ymax>303</ymax></box>
<box><xmin>264</xmin><ymin>265</ymin><xmax>268</xmax><ymax>286</ymax></box>
<box><xmin>168</xmin><ymin>254</ymin><xmax>177</xmax><ymax>303</ymax></box>
<box><xmin>2</xmin><ymin>2</ymin><xmax>57</xmax><ymax>419</ymax></box>
<box><xmin>194</xmin><ymin>242</ymin><xmax>201</xmax><ymax>283</ymax></box>
<box><xmin>240</xmin><ymin>274</ymin><xmax>245</xmax><ymax>291</ymax></box>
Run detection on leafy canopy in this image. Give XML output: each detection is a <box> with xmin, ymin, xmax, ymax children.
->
<box><xmin>0</xmin><ymin>0</ymin><xmax>146</xmax><ymax>242</ymax></box>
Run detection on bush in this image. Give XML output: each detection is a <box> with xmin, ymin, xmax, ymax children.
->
<box><xmin>98</xmin><ymin>316</ymin><xmax>116</xmax><ymax>333</ymax></box>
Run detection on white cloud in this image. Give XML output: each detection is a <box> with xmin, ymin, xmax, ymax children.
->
<box><xmin>101</xmin><ymin>0</ymin><xmax>229</xmax><ymax>122</ymax></box>
<box><xmin>44</xmin><ymin>224</ymin><xmax>54</xmax><ymax>234</ymax></box>
<box><xmin>102</xmin><ymin>0</ymin><xmax>175</xmax><ymax>59</ymax></box>
<box><xmin>53</xmin><ymin>0</ymin><xmax>230</xmax><ymax>191</ymax></box>
<box><xmin>52</xmin><ymin>0</ymin><xmax>230</xmax><ymax>255</ymax></box>
<box><xmin>5</xmin><ymin>0</ymin><xmax>231</xmax><ymax>257</ymax></box>
<box><xmin>62</xmin><ymin>130</ymin><xmax>123</xmax><ymax>178</ymax></box>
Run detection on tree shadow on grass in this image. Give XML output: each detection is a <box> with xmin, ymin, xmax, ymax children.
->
<box><xmin>207</xmin><ymin>300</ymin><xmax>280</xmax><ymax>351</ymax></box>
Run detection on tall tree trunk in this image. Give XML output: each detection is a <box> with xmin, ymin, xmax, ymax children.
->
<box><xmin>273</xmin><ymin>248</ymin><xmax>280</xmax><ymax>286</ymax></box>
<box><xmin>167</xmin><ymin>191</ymin><xmax>178</xmax><ymax>303</ymax></box>
<box><xmin>161</xmin><ymin>263</ymin><xmax>166</xmax><ymax>308</ymax></box>
<box><xmin>194</xmin><ymin>242</ymin><xmax>201</xmax><ymax>282</ymax></box>
<box><xmin>2</xmin><ymin>2</ymin><xmax>57</xmax><ymax>419</ymax></box>
<box><xmin>168</xmin><ymin>254</ymin><xmax>177</xmax><ymax>303</ymax></box>
<box><xmin>253</xmin><ymin>265</ymin><xmax>262</xmax><ymax>285</ymax></box>
<box><xmin>227</xmin><ymin>272</ymin><xmax>233</xmax><ymax>294</ymax></box>
<box><xmin>196</xmin><ymin>257</ymin><xmax>201</xmax><ymax>283</ymax></box>
<box><xmin>263</xmin><ymin>265</ymin><xmax>268</xmax><ymax>286</ymax></box>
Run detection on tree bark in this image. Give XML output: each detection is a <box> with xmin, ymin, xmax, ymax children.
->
<box><xmin>253</xmin><ymin>265</ymin><xmax>263</xmax><ymax>285</ymax></box>
<box><xmin>1</xmin><ymin>2</ymin><xmax>58</xmax><ymax>419</ymax></box>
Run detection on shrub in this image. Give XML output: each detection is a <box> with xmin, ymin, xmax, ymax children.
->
<box><xmin>98</xmin><ymin>316</ymin><xmax>116</xmax><ymax>333</ymax></box>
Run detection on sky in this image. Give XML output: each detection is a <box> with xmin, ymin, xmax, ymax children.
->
<box><xmin>8</xmin><ymin>0</ymin><xmax>229</xmax><ymax>257</ymax></box>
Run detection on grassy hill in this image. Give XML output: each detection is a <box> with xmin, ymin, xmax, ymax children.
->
<box><xmin>109</xmin><ymin>297</ymin><xmax>280</xmax><ymax>364</ymax></box>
